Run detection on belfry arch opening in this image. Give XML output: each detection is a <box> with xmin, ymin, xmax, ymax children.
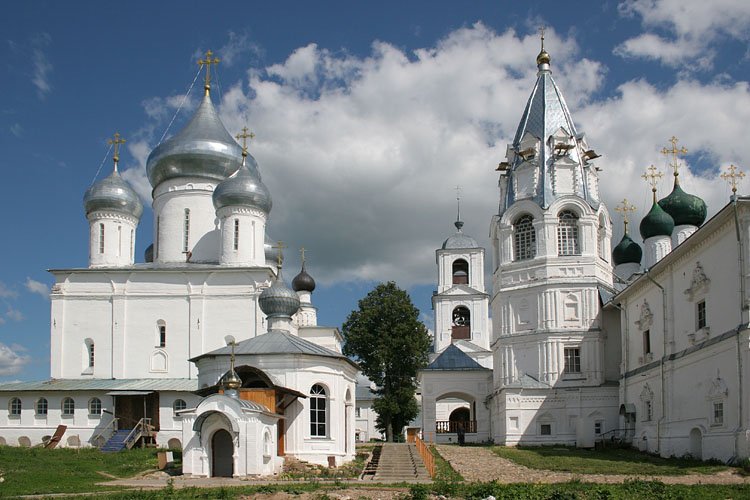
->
<box><xmin>452</xmin><ymin>259</ymin><xmax>469</xmax><ymax>285</ymax></box>
<box><xmin>452</xmin><ymin>306</ymin><xmax>471</xmax><ymax>340</ymax></box>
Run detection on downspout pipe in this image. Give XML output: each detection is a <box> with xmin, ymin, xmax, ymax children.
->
<box><xmin>645</xmin><ymin>270</ymin><xmax>667</xmax><ymax>455</ymax></box>
<box><xmin>611</xmin><ymin>301</ymin><xmax>629</xmax><ymax>434</ymax></box>
<box><xmin>731</xmin><ymin>196</ymin><xmax>746</xmax><ymax>460</ymax></box>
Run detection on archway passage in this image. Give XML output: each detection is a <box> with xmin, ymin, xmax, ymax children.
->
<box><xmin>211</xmin><ymin>429</ymin><xmax>234</xmax><ymax>477</ymax></box>
<box><xmin>689</xmin><ymin>428</ymin><xmax>702</xmax><ymax>460</ymax></box>
<box><xmin>449</xmin><ymin>407</ymin><xmax>471</xmax><ymax>434</ymax></box>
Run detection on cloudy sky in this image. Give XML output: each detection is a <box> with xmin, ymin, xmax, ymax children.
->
<box><xmin>1</xmin><ymin>0</ymin><xmax>748</xmax><ymax>381</ymax></box>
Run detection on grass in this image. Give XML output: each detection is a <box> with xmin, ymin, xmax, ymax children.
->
<box><xmin>491</xmin><ymin>445</ymin><xmax>732</xmax><ymax>476</ymax></box>
<box><xmin>0</xmin><ymin>446</ymin><xmax>158</xmax><ymax>496</ymax></box>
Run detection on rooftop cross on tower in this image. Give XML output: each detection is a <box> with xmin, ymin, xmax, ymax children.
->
<box><xmin>235</xmin><ymin>127</ymin><xmax>255</xmax><ymax>159</ymax></box>
<box><xmin>197</xmin><ymin>49</ymin><xmax>220</xmax><ymax>96</ymax></box>
<box><xmin>615</xmin><ymin>198</ymin><xmax>637</xmax><ymax>233</ymax></box>
<box><xmin>536</xmin><ymin>25</ymin><xmax>550</xmax><ymax>67</ymax></box>
<box><xmin>642</xmin><ymin>164</ymin><xmax>664</xmax><ymax>203</ymax></box>
<box><xmin>454</xmin><ymin>185</ymin><xmax>463</xmax><ymax>230</ymax></box>
<box><xmin>661</xmin><ymin>136</ymin><xmax>688</xmax><ymax>185</ymax></box>
<box><xmin>273</xmin><ymin>241</ymin><xmax>287</xmax><ymax>269</ymax></box>
<box><xmin>300</xmin><ymin>246</ymin><xmax>306</xmax><ymax>264</ymax></box>
<box><xmin>108</xmin><ymin>132</ymin><xmax>126</xmax><ymax>172</ymax></box>
<box><xmin>721</xmin><ymin>164</ymin><xmax>745</xmax><ymax>196</ymax></box>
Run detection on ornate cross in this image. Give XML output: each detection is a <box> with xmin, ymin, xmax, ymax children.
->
<box><xmin>661</xmin><ymin>136</ymin><xmax>688</xmax><ymax>180</ymax></box>
<box><xmin>273</xmin><ymin>241</ymin><xmax>286</xmax><ymax>268</ymax></box>
<box><xmin>642</xmin><ymin>165</ymin><xmax>663</xmax><ymax>202</ymax></box>
<box><xmin>539</xmin><ymin>26</ymin><xmax>546</xmax><ymax>49</ymax></box>
<box><xmin>615</xmin><ymin>198</ymin><xmax>637</xmax><ymax>232</ymax></box>
<box><xmin>228</xmin><ymin>339</ymin><xmax>237</xmax><ymax>370</ymax></box>
<box><xmin>198</xmin><ymin>49</ymin><xmax>220</xmax><ymax>93</ymax></box>
<box><xmin>300</xmin><ymin>246</ymin><xmax>307</xmax><ymax>264</ymax></box>
<box><xmin>108</xmin><ymin>132</ymin><xmax>126</xmax><ymax>168</ymax></box>
<box><xmin>235</xmin><ymin>127</ymin><xmax>255</xmax><ymax>156</ymax></box>
<box><xmin>720</xmin><ymin>164</ymin><xmax>745</xmax><ymax>195</ymax></box>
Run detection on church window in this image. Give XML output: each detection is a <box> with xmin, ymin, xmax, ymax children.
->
<box><xmin>643</xmin><ymin>330</ymin><xmax>651</xmax><ymax>355</ymax></box>
<box><xmin>62</xmin><ymin>398</ymin><xmax>75</xmax><ymax>416</ymax></box>
<box><xmin>451</xmin><ymin>306</ymin><xmax>471</xmax><ymax>340</ymax></box>
<box><xmin>88</xmin><ymin>398</ymin><xmax>102</xmax><ymax>416</ymax></box>
<box><xmin>540</xmin><ymin>423</ymin><xmax>551</xmax><ymax>435</ymax></box>
<box><xmin>594</xmin><ymin>421</ymin><xmax>602</xmax><ymax>435</ymax></box>
<box><xmin>157</xmin><ymin>322</ymin><xmax>166</xmax><ymax>348</ymax></box>
<box><xmin>87</xmin><ymin>341</ymin><xmax>95</xmax><ymax>368</ymax></box>
<box><xmin>563</xmin><ymin>347</ymin><xmax>581</xmax><ymax>374</ymax></box>
<box><xmin>130</xmin><ymin>229</ymin><xmax>134</xmax><ymax>261</ymax></box>
<box><xmin>557</xmin><ymin>210</ymin><xmax>580</xmax><ymax>256</ymax></box>
<box><xmin>697</xmin><ymin>300</ymin><xmax>707</xmax><ymax>330</ymax></box>
<box><xmin>156</xmin><ymin>216</ymin><xmax>160</xmax><ymax>259</ymax></box>
<box><xmin>233</xmin><ymin>219</ymin><xmax>239</xmax><ymax>251</ymax></box>
<box><xmin>36</xmin><ymin>398</ymin><xmax>47</xmax><ymax>416</ymax></box>
<box><xmin>644</xmin><ymin>400</ymin><xmax>653</xmax><ymax>421</ymax></box>
<box><xmin>117</xmin><ymin>226</ymin><xmax>122</xmax><ymax>257</ymax></box>
<box><xmin>99</xmin><ymin>224</ymin><xmax>105</xmax><ymax>254</ymax></box>
<box><xmin>310</xmin><ymin>384</ymin><xmax>327</xmax><ymax>438</ymax></box>
<box><xmin>713</xmin><ymin>402</ymin><xmax>724</xmax><ymax>425</ymax></box>
<box><xmin>9</xmin><ymin>398</ymin><xmax>21</xmax><ymax>416</ymax></box>
<box><xmin>173</xmin><ymin>399</ymin><xmax>187</xmax><ymax>412</ymax></box>
<box><xmin>513</xmin><ymin>215</ymin><xmax>536</xmax><ymax>260</ymax></box>
<box><xmin>183</xmin><ymin>209</ymin><xmax>190</xmax><ymax>253</ymax></box>
<box><xmin>452</xmin><ymin>259</ymin><xmax>469</xmax><ymax>285</ymax></box>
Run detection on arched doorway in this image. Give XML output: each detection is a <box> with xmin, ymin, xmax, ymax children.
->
<box><xmin>689</xmin><ymin>428</ymin><xmax>702</xmax><ymax>459</ymax></box>
<box><xmin>211</xmin><ymin>429</ymin><xmax>234</xmax><ymax>477</ymax></box>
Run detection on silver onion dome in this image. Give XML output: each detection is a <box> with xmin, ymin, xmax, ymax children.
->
<box><xmin>442</xmin><ymin>220</ymin><xmax>478</xmax><ymax>249</ymax></box>
<box><xmin>146</xmin><ymin>93</ymin><xmax>243</xmax><ymax>187</ymax></box>
<box><xmin>265</xmin><ymin>235</ymin><xmax>284</xmax><ymax>266</ymax></box>
<box><xmin>259</xmin><ymin>269</ymin><xmax>300</xmax><ymax>318</ymax></box>
<box><xmin>212</xmin><ymin>161</ymin><xmax>272</xmax><ymax>212</ymax></box>
<box><xmin>83</xmin><ymin>170</ymin><xmax>144</xmax><ymax>219</ymax></box>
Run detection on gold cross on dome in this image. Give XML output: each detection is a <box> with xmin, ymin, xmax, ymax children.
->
<box><xmin>197</xmin><ymin>49</ymin><xmax>220</xmax><ymax>94</ymax></box>
<box><xmin>720</xmin><ymin>164</ymin><xmax>745</xmax><ymax>195</ymax></box>
<box><xmin>642</xmin><ymin>164</ymin><xmax>663</xmax><ymax>201</ymax></box>
<box><xmin>300</xmin><ymin>247</ymin><xmax>307</xmax><ymax>264</ymax></box>
<box><xmin>661</xmin><ymin>136</ymin><xmax>688</xmax><ymax>179</ymax></box>
<box><xmin>235</xmin><ymin>127</ymin><xmax>255</xmax><ymax>156</ymax></box>
<box><xmin>615</xmin><ymin>198</ymin><xmax>637</xmax><ymax>231</ymax></box>
<box><xmin>272</xmin><ymin>241</ymin><xmax>286</xmax><ymax>268</ymax></box>
<box><xmin>539</xmin><ymin>26</ymin><xmax>546</xmax><ymax>49</ymax></box>
<box><xmin>108</xmin><ymin>132</ymin><xmax>126</xmax><ymax>166</ymax></box>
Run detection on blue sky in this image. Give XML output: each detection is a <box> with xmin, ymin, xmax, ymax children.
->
<box><xmin>1</xmin><ymin>0</ymin><xmax>749</xmax><ymax>381</ymax></box>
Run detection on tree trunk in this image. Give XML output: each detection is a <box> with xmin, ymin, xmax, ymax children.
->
<box><xmin>386</xmin><ymin>421</ymin><xmax>393</xmax><ymax>442</ymax></box>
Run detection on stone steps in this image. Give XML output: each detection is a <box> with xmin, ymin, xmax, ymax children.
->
<box><xmin>370</xmin><ymin>443</ymin><xmax>431</xmax><ymax>482</ymax></box>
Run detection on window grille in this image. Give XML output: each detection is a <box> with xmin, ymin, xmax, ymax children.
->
<box><xmin>183</xmin><ymin>209</ymin><xmax>190</xmax><ymax>252</ymax></box>
<box><xmin>697</xmin><ymin>301</ymin><xmax>707</xmax><ymax>330</ymax></box>
<box><xmin>713</xmin><ymin>402</ymin><xmax>724</xmax><ymax>425</ymax></box>
<box><xmin>513</xmin><ymin>215</ymin><xmax>536</xmax><ymax>260</ymax></box>
<box><xmin>9</xmin><ymin>398</ymin><xmax>21</xmax><ymax>416</ymax></box>
<box><xmin>99</xmin><ymin>224</ymin><xmax>105</xmax><ymax>254</ymax></box>
<box><xmin>310</xmin><ymin>384</ymin><xmax>327</xmax><ymax>437</ymax></box>
<box><xmin>159</xmin><ymin>325</ymin><xmax>166</xmax><ymax>348</ymax></box>
<box><xmin>563</xmin><ymin>347</ymin><xmax>581</xmax><ymax>374</ymax></box>
<box><xmin>557</xmin><ymin>210</ymin><xmax>580</xmax><ymax>256</ymax></box>
<box><xmin>233</xmin><ymin>219</ymin><xmax>240</xmax><ymax>251</ymax></box>
<box><xmin>62</xmin><ymin>398</ymin><xmax>75</xmax><ymax>416</ymax></box>
<box><xmin>36</xmin><ymin>398</ymin><xmax>48</xmax><ymax>416</ymax></box>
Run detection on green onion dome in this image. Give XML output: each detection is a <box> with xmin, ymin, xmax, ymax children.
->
<box><xmin>640</xmin><ymin>201</ymin><xmax>675</xmax><ymax>240</ymax></box>
<box><xmin>658</xmin><ymin>184</ymin><xmax>707</xmax><ymax>227</ymax></box>
<box><xmin>612</xmin><ymin>232</ymin><xmax>642</xmax><ymax>266</ymax></box>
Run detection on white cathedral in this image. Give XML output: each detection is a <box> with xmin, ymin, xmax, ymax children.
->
<box><xmin>1</xmin><ymin>39</ymin><xmax>750</xmax><ymax>471</ymax></box>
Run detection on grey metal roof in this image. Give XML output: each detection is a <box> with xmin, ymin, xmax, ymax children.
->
<box><xmin>213</xmin><ymin>160</ymin><xmax>272</xmax><ymax>213</ymax></box>
<box><xmin>423</xmin><ymin>344</ymin><xmax>489</xmax><ymax>371</ymax></box>
<box><xmin>441</xmin><ymin>221</ymin><xmax>478</xmax><ymax>250</ymax></box>
<box><xmin>83</xmin><ymin>169</ymin><xmax>143</xmax><ymax>219</ymax></box>
<box><xmin>0</xmin><ymin>378</ymin><xmax>198</xmax><ymax>392</ymax></box>
<box><xmin>146</xmin><ymin>92</ymin><xmax>243</xmax><ymax>187</ymax></box>
<box><xmin>193</xmin><ymin>330</ymin><xmax>358</xmax><ymax>367</ymax></box>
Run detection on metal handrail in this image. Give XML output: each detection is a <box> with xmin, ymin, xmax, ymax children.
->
<box><xmin>122</xmin><ymin>418</ymin><xmax>153</xmax><ymax>449</ymax></box>
<box><xmin>91</xmin><ymin>417</ymin><xmax>119</xmax><ymax>446</ymax></box>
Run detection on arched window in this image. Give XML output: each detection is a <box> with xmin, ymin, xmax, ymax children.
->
<box><xmin>452</xmin><ymin>306</ymin><xmax>471</xmax><ymax>340</ymax></box>
<box><xmin>36</xmin><ymin>398</ymin><xmax>48</xmax><ymax>416</ymax></box>
<box><xmin>557</xmin><ymin>210</ymin><xmax>580</xmax><ymax>256</ymax></box>
<box><xmin>157</xmin><ymin>321</ymin><xmax>166</xmax><ymax>348</ymax></box>
<box><xmin>233</xmin><ymin>219</ymin><xmax>240</xmax><ymax>251</ymax></box>
<box><xmin>452</xmin><ymin>259</ymin><xmax>469</xmax><ymax>285</ymax></box>
<box><xmin>173</xmin><ymin>399</ymin><xmax>187</xmax><ymax>412</ymax></box>
<box><xmin>310</xmin><ymin>384</ymin><xmax>327</xmax><ymax>438</ymax></box>
<box><xmin>8</xmin><ymin>398</ymin><xmax>21</xmax><ymax>416</ymax></box>
<box><xmin>62</xmin><ymin>397</ymin><xmax>75</xmax><ymax>416</ymax></box>
<box><xmin>88</xmin><ymin>398</ymin><xmax>102</xmax><ymax>415</ymax></box>
<box><xmin>513</xmin><ymin>215</ymin><xmax>536</xmax><ymax>260</ymax></box>
<box><xmin>183</xmin><ymin>209</ymin><xmax>191</xmax><ymax>252</ymax></box>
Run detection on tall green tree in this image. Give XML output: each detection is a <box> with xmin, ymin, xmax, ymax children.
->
<box><xmin>342</xmin><ymin>281</ymin><xmax>431</xmax><ymax>441</ymax></box>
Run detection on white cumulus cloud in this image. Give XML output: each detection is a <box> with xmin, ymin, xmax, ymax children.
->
<box><xmin>0</xmin><ymin>342</ymin><xmax>30</xmax><ymax>376</ymax></box>
<box><xmin>25</xmin><ymin>278</ymin><xmax>49</xmax><ymax>299</ymax></box>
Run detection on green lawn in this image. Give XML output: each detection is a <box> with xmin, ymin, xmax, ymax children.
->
<box><xmin>0</xmin><ymin>446</ymin><xmax>159</xmax><ymax>496</ymax></box>
<box><xmin>491</xmin><ymin>445</ymin><xmax>733</xmax><ymax>476</ymax></box>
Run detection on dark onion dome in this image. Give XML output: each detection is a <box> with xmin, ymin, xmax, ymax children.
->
<box><xmin>612</xmin><ymin>232</ymin><xmax>642</xmax><ymax>266</ymax></box>
<box><xmin>265</xmin><ymin>235</ymin><xmax>284</xmax><ymax>265</ymax></box>
<box><xmin>292</xmin><ymin>263</ymin><xmax>316</xmax><ymax>293</ymax></box>
<box><xmin>658</xmin><ymin>184</ymin><xmax>707</xmax><ymax>227</ymax></box>
<box><xmin>146</xmin><ymin>93</ymin><xmax>244</xmax><ymax>187</ymax></box>
<box><xmin>212</xmin><ymin>161</ymin><xmax>272</xmax><ymax>213</ymax></box>
<box><xmin>144</xmin><ymin>244</ymin><xmax>154</xmax><ymax>263</ymax></box>
<box><xmin>83</xmin><ymin>170</ymin><xmax>144</xmax><ymax>219</ymax></box>
<box><xmin>442</xmin><ymin>220</ymin><xmax>478</xmax><ymax>249</ymax></box>
<box><xmin>259</xmin><ymin>269</ymin><xmax>300</xmax><ymax>318</ymax></box>
<box><xmin>640</xmin><ymin>201</ymin><xmax>675</xmax><ymax>240</ymax></box>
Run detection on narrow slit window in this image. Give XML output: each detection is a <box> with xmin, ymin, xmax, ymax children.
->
<box><xmin>99</xmin><ymin>224</ymin><xmax>105</xmax><ymax>254</ymax></box>
<box><xmin>643</xmin><ymin>329</ymin><xmax>651</xmax><ymax>355</ymax></box>
<box><xmin>159</xmin><ymin>324</ymin><xmax>166</xmax><ymax>348</ymax></box>
<box><xmin>233</xmin><ymin>219</ymin><xmax>240</xmax><ymax>251</ymax></box>
<box><xmin>697</xmin><ymin>300</ymin><xmax>707</xmax><ymax>330</ymax></box>
<box><xmin>183</xmin><ymin>209</ymin><xmax>190</xmax><ymax>253</ymax></box>
<box><xmin>130</xmin><ymin>229</ymin><xmax>135</xmax><ymax>261</ymax></box>
<box><xmin>88</xmin><ymin>342</ymin><xmax>95</xmax><ymax>368</ymax></box>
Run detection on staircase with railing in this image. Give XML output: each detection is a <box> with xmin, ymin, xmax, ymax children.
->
<box><xmin>100</xmin><ymin>418</ymin><xmax>155</xmax><ymax>452</ymax></box>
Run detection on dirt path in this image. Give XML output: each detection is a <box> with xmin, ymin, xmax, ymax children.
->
<box><xmin>436</xmin><ymin>445</ymin><xmax>750</xmax><ymax>485</ymax></box>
